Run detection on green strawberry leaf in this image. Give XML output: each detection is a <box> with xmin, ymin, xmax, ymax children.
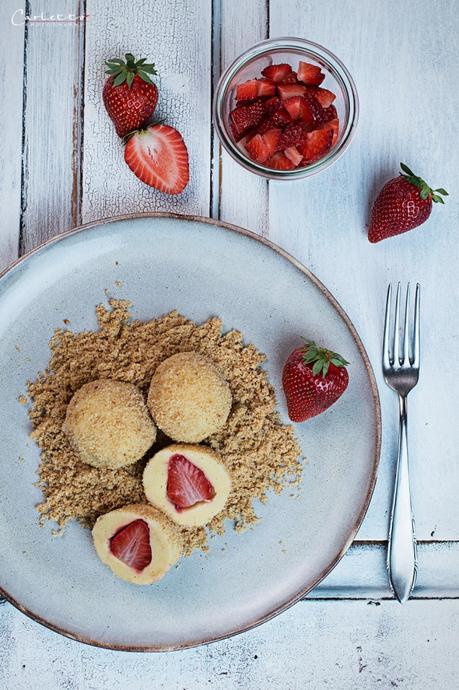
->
<box><xmin>126</xmin><ymin>71</ymin><xmax>134</xmax><ymax>88</ymax></box>
<box><xmin>113</xmin><ymin>72</ymin><xmax>126</xmax><ymax>86</ymax></box>
<box><xmin>400</xmin><ymin>162</ymin><xmax>416</xmax><ymax>177</ymax></box>
<box><xmin>419</xmin><ymin>187</ymin><xmax>430</xmax><ymax>200</ymax></box>
<box><xmin>139</xmin><ymin>72</ymin><xmax>154</xmax><ymax>85</ymax></box>
<box><xmin>140</xmin><ymin>64</ymin><xmax>157</xmax><ymax>73</ymax></box>
<box><xmin>312</xmin><ymin>360</ymin><xmax>323</xmax><ymax>376</ymax></box>
<box><xmin>434</xmin><ymin>188</ymin><xmax>448</xmax><ymax>195</ymax></box>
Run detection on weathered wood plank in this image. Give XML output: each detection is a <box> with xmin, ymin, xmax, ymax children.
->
<box><xmin>268</xmin><ymin>0</ymin><xmax>459</xmax><ymax>541</ymax></box>
<box><xmin>309</xmin><ymin>541</ymin><xmax>459</xmax><ymax>599</ymax></box>
<box><xmin>0</xmin><ymin>1</ymin><xmax>25</xmax><ymax>269</ymax></box>
<box><xmin>216</xmin><ymin>0</ymin><xmax>269</xmax><ymax>234</ymax></box>
<box><xmin>81</xmin><ymin>0</ymin><xmax>212</xmax><ymax>222</ymax></box>
<box><xmin>1</xmin><ymin>599</ymin><xmax>458</xmax><ymax>688</ymax></box>
<box><xmin>20</xmin><ymin>0</ymin><xmax>85</xmax><ymax>253</ymax></box>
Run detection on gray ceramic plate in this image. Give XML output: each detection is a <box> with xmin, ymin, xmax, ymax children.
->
<box><xmin>0</xmin><ymin>214</ymin><xmax>380</xmax><ymax>651</ymax></box>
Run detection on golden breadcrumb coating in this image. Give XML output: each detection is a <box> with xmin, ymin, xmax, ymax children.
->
<box><xmin>148</xmin><ymin>352</ymin><xmax>232</xmax><ymax>442</ymax></box>
<box><xmin>63</xmin><ymin>379</ymin><xmax>156</xmax><ymax>469</ymax></box>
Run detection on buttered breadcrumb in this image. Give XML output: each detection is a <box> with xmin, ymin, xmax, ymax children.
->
<box><xmin>26</xmin><ymin>299</ymin><xmax>302</xmax><ymax>555</ymax></box>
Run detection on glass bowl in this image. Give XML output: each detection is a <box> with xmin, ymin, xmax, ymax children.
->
<box><xmin>213</xmin><ymin>37</ymin><xmax>359</xmax><ymax>180</ymax></box>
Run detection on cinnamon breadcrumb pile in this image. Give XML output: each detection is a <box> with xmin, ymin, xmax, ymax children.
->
<box><xmin>27</xmin><ymin>299</ymin><xmax>302</xmax><ymax>554</ymax></box>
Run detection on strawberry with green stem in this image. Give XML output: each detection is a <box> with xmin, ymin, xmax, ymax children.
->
<box><xmin>368</xmin><ymin>163</ymin><xmax>448</xmax><ymax>243</ymax></box>
<box><xmin>282</xmin><ymin>342</ymin><xmax>349</xmax><ymax>422</ymax></box>
<box><xmin>103</xmin><ymin>53</ymin><xmax>159</xmax><ymax>137</ymax></box>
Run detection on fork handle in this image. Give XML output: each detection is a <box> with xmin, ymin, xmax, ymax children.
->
<box><xmin>387</xmin><ymin>394</ymin><xmax>417</xmax><ymax>603</ymax></box>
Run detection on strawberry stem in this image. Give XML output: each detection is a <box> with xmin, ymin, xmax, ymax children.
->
<box><xmin>400</xmin><ymin>163</ymin><xmax>448</xmax><ymax>204</ymax></box>
<box><xmin>105</xmin><ymin>53</ymin><xmax>158</xmax><ymax>88</ymax></box>
<box><xmin>302</xmin><ymin>341</ymin><xmax>349</xmax><ymax>378</ymax></box>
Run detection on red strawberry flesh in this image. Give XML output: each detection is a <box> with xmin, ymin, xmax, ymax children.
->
<box><xmin>261</xmin><ymin>63</ymin><xmax>293</xmax><ymax>82</ymax></box>
<box><xmin>258</xmin><ymin>105</ymin><xmax>292</xmax><ymax>133</ymax></box>
<box><xmin>278</xmin><ymin>122</ymin><xmax>308</xmax><ymax>150</ymax></box>
<box><xmin>109</xmin><ymin>519</ymin><xmax>152</xmax><ymax>572</ymax></box>
<box><xmin>297</xmin><ymin>61</ymin><xmax>325</xmax><ymax>85</ymax></box>
<box><xmin>305</xmin><ymin>87</ymin><xmax>336</xmax><ymax>108</ymax></box>
<box><xmin>284</xmin><ymin>146</ymin><xmax>303</xmax><ymax>166</ymax></box>
<box><xmin>265</xmin><ymin>151</ymin><xmax>295</xmax><ymax>170</ymax></box>
<box><xmin>230</xmin><ymin>100</ymin><xmax>264</xmax><ymax>140</ymax></box>
<box><xmin>300</xmin><ymin>128</ymin><xmax>333</xmax><ymax>163</ymax></box>
<box><xmin>124</xmin><ymin>124</ymin><xmax>189</xmax><ymax>194</ymax></box>
<box><xmin>236</xmin><ymin>78</ymin><xmax>276</xmax><ymax>101</ymax></box>
<box><xmin>278</xmin><ymin>83</ymin><xmax>307</xmax><ymax>100</ymax></box>
<box><xmin>167</xmin><ymin>454</ymin><xmax>215</xmax><ymax>512</ymax></box>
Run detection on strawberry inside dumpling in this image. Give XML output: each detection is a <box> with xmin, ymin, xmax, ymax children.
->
<box><xmin>143</xmin><ymin>444</ymin><xmax>231</xmax><ymax>527</ymax></box>
<box><xmin>167</xmin><ymin>454</ymin><xmax>216</xmax><ymax>511</ymax></box>
<box><xmin>92</xmin><ymin>504</ymin><xmax>182</xmax><ymax>585</ymax></box>
<box><xmin>109</xmin><ymin>519</ymin><xmax>152</xmax><ymax>572</ymax></box>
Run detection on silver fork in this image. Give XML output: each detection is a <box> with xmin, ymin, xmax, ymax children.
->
<box><xmin>383</xmin><ymin>283</ymin><xmax>420</xmax><ymax>603</ymax></box>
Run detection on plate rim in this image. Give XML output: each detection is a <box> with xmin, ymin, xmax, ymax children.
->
<box><xmin>0</xmin><ymin>212</ymin><xmax>381</xmax><ymax>652</ymax></box>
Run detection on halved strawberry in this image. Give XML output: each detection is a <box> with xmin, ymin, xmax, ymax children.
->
<box><xmin>258</xmin><ymin>106</ymin><xmax>291</xmax><ymax>133</ymax></box>
<box><xmin>236</xmin><ymin>78</ymin><xmax>276</xmax><ymax>100</ymax></box>
<box><xmin>265</xmin><ymin>151</ymin><xmax>295</xmax><ymax>170</ymax></box>
<box><xmin>109</xmin><ymin>519</ymin><xmax>152</xmax><ymax>572</ymax></box>
<box><xmin>284</xmin><ymin>146</ymin><xmax>303</xmax><ymax>167</ymax></box>
<box><xmin>300</xmin><ymin>128</ymin><xmax>333</xmax><ymax>163</ymax></box>
<box><xmin>305</xmin><ymin>87</ymin><xmax>336</xmax><ymax>108</ymax></box>
<box><xmin>230</xmin><ymin>100</ymin><xmax>264</xmax><ymax>140</ymax></box>
<box><xmin>319</xmin><ymin>118</ymin><xmax>339</xmax><ymax>146</ymax></box>
<box><xmin>278</xmin><ymin>83</ymin><xmax>307</xmax><ymax>100</ymax></box>
<box><xmin>261</xmin><ymin>63</ymin><xmax>293</xmax><ymax>83</ymax></box>
<box><xmin>297</xmin><ymin>61</ymin><xmax>325</xmax><ymax>85</ymax></box>
<box><xmin>167</xmin><ymin>454</ymin><xmax>215</xmax><ymax>511</ymax></box>
<box><xmin>278</xmin><ymin>122</ymin><xmax>307</xmax><ymax>150</ymax></box>
<box><xmin>124</xmin><ymin>124</ymin><xmax>189</xmax><ymax>194</ymax></box>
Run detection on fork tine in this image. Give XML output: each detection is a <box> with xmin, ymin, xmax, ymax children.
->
<box><xmin>392</xmin><ymin>282</ymin><xmax>401</xmax><ymax>365</ymax></box>
<box><xmin>403</xmin><ymin>283</ymin><xmax>411</xmax><ymax>364</ymax></box>
<box><xmin>412</xmin><ymin>283</ymin><xmax>420</xmax><ymax>367</ymax></box>
<box><xmin>383</xmin><ymin>284</ymin><xmax>392</xmax><ymax>368</ymax></box>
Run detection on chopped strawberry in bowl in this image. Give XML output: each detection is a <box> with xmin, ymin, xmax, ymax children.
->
<box><xmin>214</xmin><ymin>38</ymin><xmax>358</xmax><ymax>179</ymax></box>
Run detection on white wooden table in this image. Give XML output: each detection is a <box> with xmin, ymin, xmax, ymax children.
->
<box><xmin>1</xmin><ymin>0</ymin><xmax>458</xmax><ymax>687</ymax></box>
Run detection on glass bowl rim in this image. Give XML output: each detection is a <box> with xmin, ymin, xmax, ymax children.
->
<box><xmin>213</xmin><ymin>36</ymin><xmax>359</xmax><ymax>180</ymax></box>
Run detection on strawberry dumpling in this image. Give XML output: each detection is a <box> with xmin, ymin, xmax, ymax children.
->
<box><xmin>92</xmin><ymin>504</ymin><xmax>182</xmax><ymax>585</ymax></box>
<box><xmin>143</xmin><ymin>444</ymin><xmax>232</xmax><ymax>527</ymax></box>
<box><xmin>148</xmin><ymin>352</ymin><xmax>232</xmax><ymax>443</ymax></box>
<box><xmin>63</xmin><ymin>379</ymin><xmax>156</xmax><ymax>469</ymax></box>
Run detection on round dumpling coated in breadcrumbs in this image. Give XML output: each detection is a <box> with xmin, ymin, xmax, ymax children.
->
<box><xmin>63</xmin><ymin>379</ymin><xmax>156</xmax><ymax>469</ymax></box>
<box><xmin>148</xmin><ymin>352</ymin><xmax>232</xmax><ymax>443</ymax></box>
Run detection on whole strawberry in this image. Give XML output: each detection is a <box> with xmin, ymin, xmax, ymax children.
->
<box><xmin>282</xmin><ymin>342</ymin><xmax>349</xmax><ymax>422</ymax></box>
<box><xmin>368</xmin><ymin>163</ymin><xmax>448</xmax><ymax>243</ymax></box>
<box><xmin>103</xmin><ymin>53</ymin><xmax>158</xmax><ymax>138</ymax></box>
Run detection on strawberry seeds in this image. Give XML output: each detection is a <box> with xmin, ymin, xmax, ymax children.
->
<box><xmin>229</xmin><ymin>61</ymin><xmax>339</xmax><ymax>170</ymax></box>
